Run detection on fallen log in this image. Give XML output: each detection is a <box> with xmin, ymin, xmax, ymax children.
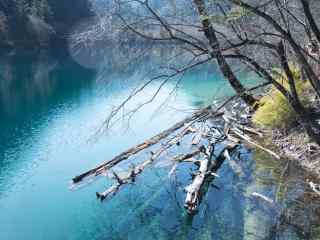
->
<box><xmin>96</xmin><ymin>147</ymin><xmax>203</xmax><ymax>201</ymax></box>
<box><xmin>234</xmin><ymin>124</ymin><xmax>263</xmax><ymax>137</ymax></box>
<box><xmin>73</xmin><ymin>108</ymin><xmax>226</xmax><ymax>185</ymax></box>
<box><xmin>72</xmin><ymin>108</ymin><xmax>218</xmax><ymax>184</ymax></box>
<box><xmin>173</xmin><ymin>149</ymin><xmax>202</xmax><ymax>163</ymax></box>
<box><xmin>72</xmin><ymin>84</ymin><xmax>276</xmax><ymax>211</ymax></box>
<box><xmin>192</xmin><ymin>132</ymin><xmax>203</xmax><ymax>145</ymax></box>
<box><xmin>231</xmin><ymin>127</ymin><xmax>280</xmax><ymax>159</ymax></box>
<box><xmin>169</xmin><ymin>149</ymin><xmax>204</xmax><ymax>177</ymax></box>
<box><xmin>184</xmin><ymin>140</ymin><xmax>238</xmax><ymax>213</ymax></box>
<box><xmin>251</xmin><ymin>192</ymin><xmax>274</xmax><ymax>204</ymax></box>
<box><xmin>224</xmin><ymin>149</ymin><xmax>243</xmax><ymax>176</ymax></box>
<box><xmin>72</xmin><ymin>87</ymin><xmax>267</xmax><ymax>184</ymax></box>
<box><xmin>96</xmin><ymin>170</ymin><xmax>134</xmax><ymax>201</ymax></box>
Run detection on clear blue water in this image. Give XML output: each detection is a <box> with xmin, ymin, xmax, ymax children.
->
<box><xmin>0</xmin><ymin>52</ymin><xmax>315</xmax><ymax>239</ymax></box>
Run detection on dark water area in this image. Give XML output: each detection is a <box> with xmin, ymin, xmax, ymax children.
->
<box><xmin>0</xmin><ymin>50</ymin><xmax>319</xmax><ymax>240</ymax></box>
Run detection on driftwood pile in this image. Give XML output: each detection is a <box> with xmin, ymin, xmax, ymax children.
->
<box><xmin>71</xmin><ymin>97</ymin><xmax>279</xmax><ymax>214</ymax></box>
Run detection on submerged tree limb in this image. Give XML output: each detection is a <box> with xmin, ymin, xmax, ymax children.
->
<box><xmin>184</xmin><ymin>140</ymin><xmax>238</xmax><ymax>213</ymax></box>
<box><xmin>96</xmin><ymin>147</ymin><xmax>203</xmax><ymax>201</ymax></box>
<box><xmin>95</xmin><ymin>126</ymin><xmax>199</xmax><ymax>200</ymax></box>
<box><xmin>72</xmin><ymin>82</ymin><xmax>276</xmax><ymax>215</ymax></box>
<box><xmin>72</xmin><ymin>107</ymin><xmax>221</xmax><ymax>184</ymax></box>
<box><xmin>72</xmin><ymin>105</ymin><xmax>235</xmax><ymax>184</ymax></box>
<box><xmin>72</xmin><ymin>82</ymin><xmax>270</xmax><ymax>185</ymax></box>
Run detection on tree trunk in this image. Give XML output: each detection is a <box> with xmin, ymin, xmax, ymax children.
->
<box><xmin>231</xmin><ymin>0</ymin><xmax>320</xmax><ymax>98</ymax></box>
<box><xmin>301</xmin><ymin>0</ymin><xmax>320</xmax><ymax>44</ymax></box>
<box><xmin>291</xmin><ymin>99</ymin><xmax>320</xmax><ymax>145</ymax></box>
<box><xmin>193</xmin><ymin>0</ymin><xmax>256</xmax><ymax>106</ymax></box>
<box><xmin>278</xmin><ymin>41</ymin><xmax>320</xmax><ymax>145</ymax></box>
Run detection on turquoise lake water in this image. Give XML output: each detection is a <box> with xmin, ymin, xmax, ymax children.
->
<box><xmin>0</xmin><ymin>51</ymin><xmax>318</xmax><ymax>240</ymax></box>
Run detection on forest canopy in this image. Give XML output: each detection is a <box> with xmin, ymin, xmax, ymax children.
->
<box><xmin>0</xmin><ymin>0</ymin><xmax>93</xmax><ymax>50</ymax></box>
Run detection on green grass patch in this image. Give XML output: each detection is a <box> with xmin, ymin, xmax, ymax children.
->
<box><xmin>252</xmin><ymin>65</ymin><xmax>311</xmax><ymax>129</ymax></box>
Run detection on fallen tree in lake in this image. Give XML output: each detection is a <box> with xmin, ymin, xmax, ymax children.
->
<box><xmin>72</xmin><ymin>105</ymin><xmax>218</xmax><ymax>184</ymax></box>
<box><xmin>183</xmin><ymin>139</ymin><xmax>238</xmax><ymax>213</ymax></box>
<box><xmin>71</xmin><ymin>88</ymin><xmax>281</xmax><ymax>214</ymax></box>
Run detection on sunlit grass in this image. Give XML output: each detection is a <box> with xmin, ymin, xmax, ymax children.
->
<box><xmin>253</xmin><ymin>65</ymin><xmax>312</xmax><ymax>129</ymax></box>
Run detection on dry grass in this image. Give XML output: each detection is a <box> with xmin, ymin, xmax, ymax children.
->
<box><xmin>253</xmin><ymin>66</ymin><xmax>312</xmax><ymax>129</ymax></box>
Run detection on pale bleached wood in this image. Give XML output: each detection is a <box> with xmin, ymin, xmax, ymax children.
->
<box><xmin>72</xmin><ymin>108</ymin><xmax>223</xmax><ymax>184</ymax></box>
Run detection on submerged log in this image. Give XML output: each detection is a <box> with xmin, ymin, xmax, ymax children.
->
<box><xmin>225</xmin><ymin>148</ymin><xmax>244</xmax><ymax>176</ymax></box>
<box><xmin>192</xmin><ymin>132</ymin><xmax>202</xmax><ymax>145</ymax></box>
<box><xmin>173</xmin><ymin>149</ymin><xmax>202</xmax><ymax>163</ymax></box>
<box><xmin>72</xmin><ymin>87</ymin><xmax>281</xmax><ymax>215</ymax></box>
<box><xmin>96</xmin><ymin>170</ymin><xmax>134</xmax><ymax>201</ymax></box>
<box><xmin>184</xmin><ymin>140</ymin><xmax>238</xmax><ymax>213</ymax></box>
<box><xmin>251</xmin><ymin>192</ymin><xmax>274</xmax><ymax>204</ymax></box>
<box><xmin>72</xmin><ymin>91</ymin><xmax>252</xmax><ymax>185</ymax></box>
<box><xmin>72</xmin><ymin>107</ymin><xmax>223</xmax><ymax>184</ymax></box>
<box><xmin>96</xmin><ymin>147</ymin><xmax>203</xmax><ymax>201</ymax></box>
<box><xmin>96</xmin><ymin>127</ymin><xmax>201</xmax><ymax>201</ymax></box>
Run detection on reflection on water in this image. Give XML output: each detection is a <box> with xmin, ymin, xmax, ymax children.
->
<box><xmin>0</xmin><ymin>51</ymin><xmax>319</xmax><ymax>240</ymax></box>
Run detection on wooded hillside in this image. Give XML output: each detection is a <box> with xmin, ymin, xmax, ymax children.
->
<box><xmin>0</xmin><ymin>0</ymin><xmax>93</xmax><ymax>50</ymax></box>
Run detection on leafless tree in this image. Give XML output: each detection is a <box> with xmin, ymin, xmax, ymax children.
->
<box><xmin>71</xmin><ymin>0</ymin><xmax>320</xmax><ymax>143</ymax></box>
